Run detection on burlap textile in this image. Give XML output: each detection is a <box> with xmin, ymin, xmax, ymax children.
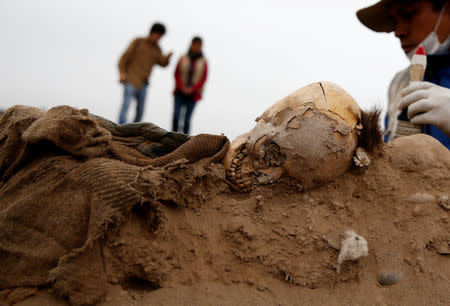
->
<box><xmin>92</xmin><ymin>115</ymin><xmax>229</xmax><ymax>167</ymax></box>
<box><xmin>0</xmin><ymin>105</ymin><xmax>229</xmax><ymax>305</ymax></box>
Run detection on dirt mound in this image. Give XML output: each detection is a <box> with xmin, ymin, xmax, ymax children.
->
<box><xmin>0</xmin><ymin>106</ymin><xmax>449</xmax><ymax>305</ymax></box>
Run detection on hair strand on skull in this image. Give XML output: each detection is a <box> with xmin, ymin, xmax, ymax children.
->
<box><xmin>358</xmin><ymin>107</ymin><xmax>383</xmax><ymax>153</ymax></box>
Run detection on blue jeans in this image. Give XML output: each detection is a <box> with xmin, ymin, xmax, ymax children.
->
<box><xmin>118</xmin><ymin>82</ymin><xmax>148</xmax><ymax>124</ymax></box>
<box><xmin>172</xmin><ymin>92</ymin><xmax>196</xmax><ymax>134</ymax></box>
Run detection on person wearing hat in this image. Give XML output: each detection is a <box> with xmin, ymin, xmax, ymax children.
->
<box><xmin>357</xmin><ymin>0</ymin><xmax>450</xmax><ymax>149</ymax></box>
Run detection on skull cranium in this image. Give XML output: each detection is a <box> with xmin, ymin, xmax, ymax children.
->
<box><xmin>223</xmin><ymin>81</ymin><xmax>362</xmax><ymax>191</ymax></box>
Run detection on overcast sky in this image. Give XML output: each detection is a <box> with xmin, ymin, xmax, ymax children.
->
<box><xmin>0</xmin><ymin>0</ymin><xmax>409</xmax><ymax>139</ymax></box>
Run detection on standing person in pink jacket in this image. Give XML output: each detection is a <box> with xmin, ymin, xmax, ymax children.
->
<box><xmin>172</xmin><ymin>37</ymin><xmax>208</xmax><ymax>135</ymax></box>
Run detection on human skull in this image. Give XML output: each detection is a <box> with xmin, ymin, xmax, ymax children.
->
<box><xmin>223</xmin><ymin>81</ymin><xmax>362</xmax><ymax>191</ymax></box>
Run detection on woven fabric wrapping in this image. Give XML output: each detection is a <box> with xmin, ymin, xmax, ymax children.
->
<box><xmin>0</xmin><ymin>105</ymin><xmax>229</xmax><ymax>305</ymax></box>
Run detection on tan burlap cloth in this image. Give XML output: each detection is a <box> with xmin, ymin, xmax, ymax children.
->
<box><xmin>0</xmin><ymin>105</ymin><xmax>229</xmax><ymax>305</ymax></box>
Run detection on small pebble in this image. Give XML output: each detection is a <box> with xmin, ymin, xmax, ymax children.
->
<box><xmin>377</xmin><ymin>270</ymin><xmax>403</xmax><ymax>286</ymax></box>
<box><xmin>437</xmin><ymin>195</ymin><xmax>449</xmax><ymax>210</ymax></box>
<box><xmin>256</xmin><ymin>283</ymin><xmax>266</xmax><ymax>291</ymax></box>
<box><xmin>434</xmin><ymin>239</ymin><xmax>450</xmax><ymax>255</ymax></box>
<box><xmin>407</xmin><ymin>192</ymin><xmax>435</xmax><ymax>204</ymax></box>
<box><xmin>412</xmin><ymin>205</ymin><xmax>424</xmax><ymax>217</ymax></box>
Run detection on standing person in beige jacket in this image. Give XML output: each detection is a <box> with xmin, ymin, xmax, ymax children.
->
<box><xmin>118</xmin><ymin>22</ymin><xmax>172</xmax><ymax>124</ymax></box>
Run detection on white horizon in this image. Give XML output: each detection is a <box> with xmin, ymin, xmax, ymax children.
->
<box><xmin>0</xmin><ymin>0</ymin><xmax>408</xmax><ymax>140</ymax></box>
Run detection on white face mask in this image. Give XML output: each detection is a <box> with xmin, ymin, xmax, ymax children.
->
<box><xmin>406</xmin><ymin>2</ymin><xmax>450</xmax><ymax>60</ymax></box>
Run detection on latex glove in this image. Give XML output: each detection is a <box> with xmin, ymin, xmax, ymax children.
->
<box><xmin>399</xmin><ymin>81</ymin><xmax>450</xmax><ymax>137</ymax></box>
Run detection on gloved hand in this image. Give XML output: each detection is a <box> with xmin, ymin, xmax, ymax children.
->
<box><xmin>399</xmin><ymin>81</ymin><xmax>450</xmax><ymax>137</ymax></box>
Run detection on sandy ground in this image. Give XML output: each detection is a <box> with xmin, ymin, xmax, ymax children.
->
<box><xmin>3</xmin><ymin>134</ymin><xmax>446</xmax><ymax>306</ymax></box>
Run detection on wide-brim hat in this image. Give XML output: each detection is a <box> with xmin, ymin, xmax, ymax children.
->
<box><xmin>356</xmin><ymin>0</ymin><xmax>396</xmax><ymax>32</ymax></box>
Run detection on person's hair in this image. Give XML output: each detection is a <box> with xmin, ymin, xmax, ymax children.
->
<box><xmin>191</xmin><ymin>36</ymin><xmax>202</xmax><ymax>44</ymax></box>
<box><xmin>150</xmin><ymin>23</ymin><xmax>166</xmax><ymax>35</ymax></box>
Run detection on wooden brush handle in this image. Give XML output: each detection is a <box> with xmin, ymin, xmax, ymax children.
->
<box><xmin>391</xmin><ymin>63</ymin><xmax>426</xmax><ymax>140</ymax></box>
<box><xmin>410</xmin><ymin>64</ymin><xmax>425</xmax><ymax>82</ymax></box>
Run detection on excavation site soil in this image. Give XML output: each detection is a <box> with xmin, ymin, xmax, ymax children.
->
<box><xmin>0</xmin><ymin>95</ymin><xmax>449</xmax><ymax>305</ymax></box>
